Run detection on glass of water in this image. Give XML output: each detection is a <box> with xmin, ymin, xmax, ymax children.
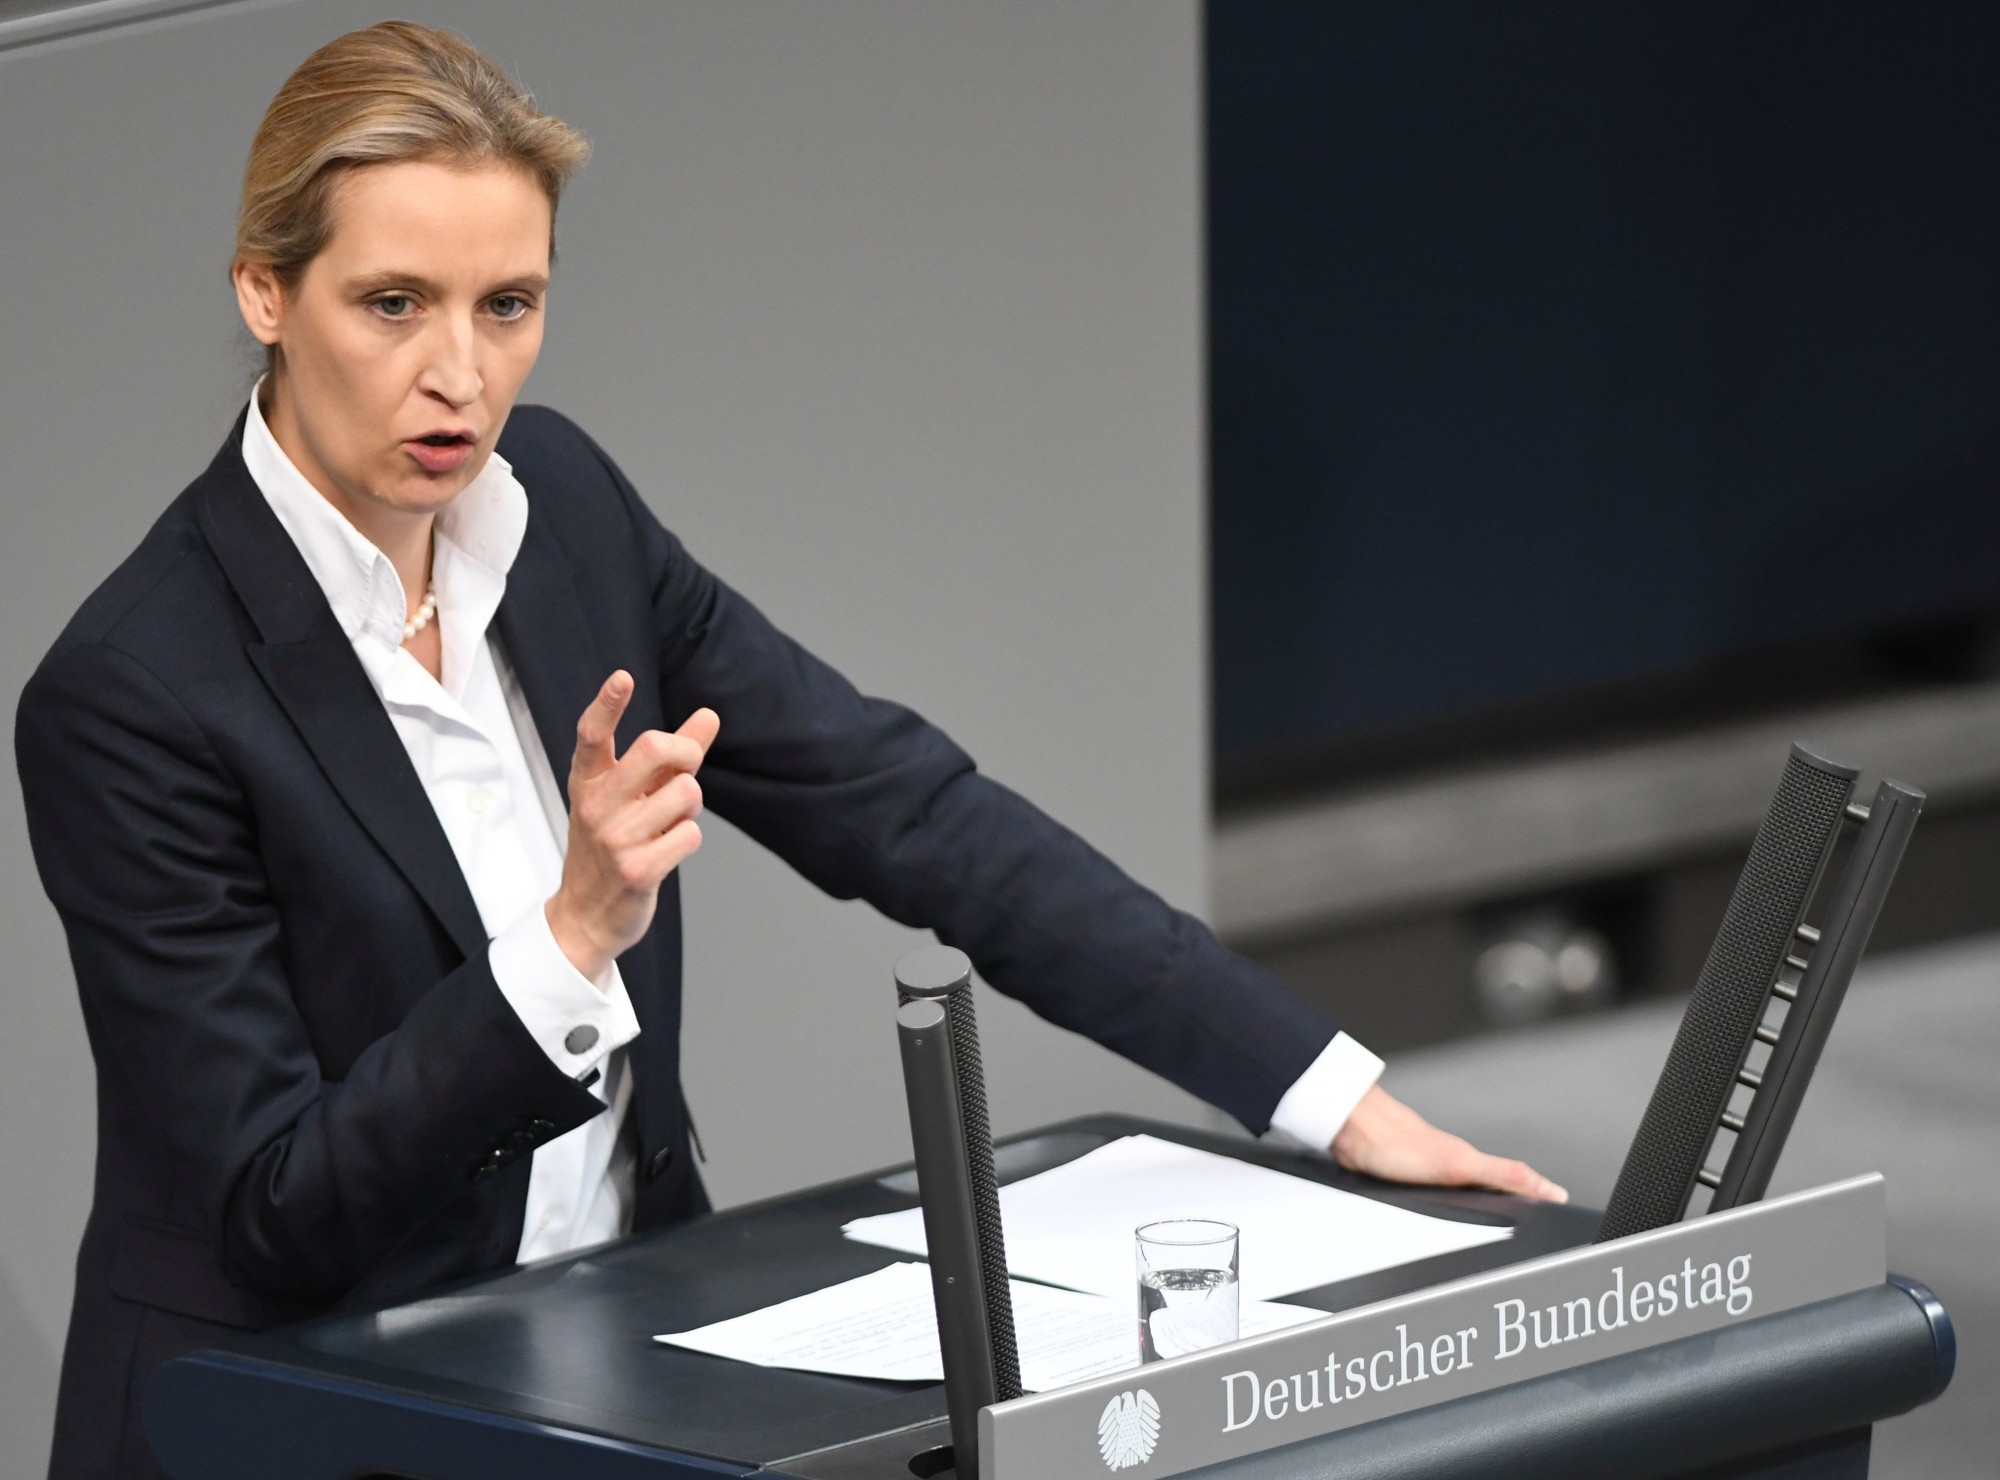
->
<box><xmin>1137</xmin><ymin>1219</ymin><xmax>1240</xmax><ymax>1363</ymax></box>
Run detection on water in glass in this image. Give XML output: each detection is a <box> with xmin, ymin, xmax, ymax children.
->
<box><xmin>1140</xmin><ymin>1265</ymin><xmax>1241</xmax><ymax>1362</ymax></box>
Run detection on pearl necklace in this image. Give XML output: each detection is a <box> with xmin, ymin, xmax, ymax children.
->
<box><xmin>402</xmin><ymin>585</ymin><xmax>439</xmax><ymax>642</ymax></box>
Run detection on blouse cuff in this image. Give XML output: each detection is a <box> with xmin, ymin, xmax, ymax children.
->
<box><xmin>1267</xmin><ymin>1031</ymin><xmax>1385</xmax><ymax>1150</ymax></box>
<box><xmin>488</xmin><ymin>903</ymin><xmax>642</xmax><ymax>1080</ymax></box>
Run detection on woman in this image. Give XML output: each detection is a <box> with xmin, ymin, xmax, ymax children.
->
<box><xmin>16</xmin><ymin>24</ymin><xmax>1561</xmax><ymax>1480</ymax></box>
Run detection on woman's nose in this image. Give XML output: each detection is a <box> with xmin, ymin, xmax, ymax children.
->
<box><xmin>418</xmin><ymin>316</ymin><xmax>484</xmax><ymax>406</ymax></box>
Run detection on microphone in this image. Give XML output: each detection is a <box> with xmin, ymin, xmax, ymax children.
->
<box><xmin>894</xmin><ymin>945</ymin><xmax>1020</xmax><ymax>1480</ymax></box>
<box><xmin>1598</xmin><ymin>745</ymin><xmax>1922</xmax><ymax>1241</ymax></box>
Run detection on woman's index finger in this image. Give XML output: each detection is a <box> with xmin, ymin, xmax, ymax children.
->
<box><xmin>571</xmin><ymin>670</ymin><xmax>635</xmax><ymax>779</ymax></box>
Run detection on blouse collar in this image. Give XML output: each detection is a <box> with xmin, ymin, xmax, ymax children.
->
<box><xmin>240</xmin><ymin>383</ymin><xmax>528</xmax><ymax>701</ymax></box>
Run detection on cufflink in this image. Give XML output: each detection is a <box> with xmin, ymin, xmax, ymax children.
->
<box><xmin>564</xmin><ymin>1024</ymin><xmax>600</xmax><ymax>1055</ymax></box>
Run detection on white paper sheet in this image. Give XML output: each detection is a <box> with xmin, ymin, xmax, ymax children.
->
<box><xmin>841</xmin><ymin>1134</ymin><xmax>1512</xmax><ymax>1303</ymax></box>
<box><xmin>654</xmin><ymin>1261</ymin><xmax>1324</xmax><ymax>1393</ymax></box>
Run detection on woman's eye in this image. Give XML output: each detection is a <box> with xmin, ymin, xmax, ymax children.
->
<box><xmin>489</xmin><ymin>295</ymin><xmax>529</xmax><ymax>320</ymax></box>
<box><xmin>373</xmin><ymin>295</ymin><xmax>414</xmax><ymax>319</ymax></box>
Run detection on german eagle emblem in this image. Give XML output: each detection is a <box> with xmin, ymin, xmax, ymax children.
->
<box><xmin>1097</xmin><ymin>1388</ymin><xmax>1161</xmax><ymax>1470</ymax></box>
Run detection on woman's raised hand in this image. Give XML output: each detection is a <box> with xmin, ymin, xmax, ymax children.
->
<box><xmin>545</xmin><ymin>671</ymin><xmax>720</xmax><ymax>985</ymax></box>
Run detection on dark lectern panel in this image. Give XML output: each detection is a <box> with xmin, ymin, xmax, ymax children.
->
<box><xmin>164</xmin><ymin>1116</ymin><xmax>1590</xmax><ymax>1473</ymax></box>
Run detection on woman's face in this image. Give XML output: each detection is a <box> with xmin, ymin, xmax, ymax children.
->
<box><xmin>234</xmin><ymin>159</ymin><xmax>553</xmax><ymax>525</ymax></box>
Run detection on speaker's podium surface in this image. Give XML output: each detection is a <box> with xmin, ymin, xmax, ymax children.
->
<box><xmin>148</xmin><ymin>1114</ymin><xmax>1952</xmax><ymax>1480</ymax></box>
<box><xmin>152</xmin><ymin>746</ymin><xmax>1954</xmax><ymax>1479</ymax></box>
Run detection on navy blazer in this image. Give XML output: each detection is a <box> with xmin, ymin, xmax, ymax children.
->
<box><xmin>16</xmin><ymin>407</ymin><xmax>1340</xmax><ymax>1479</ymax></box>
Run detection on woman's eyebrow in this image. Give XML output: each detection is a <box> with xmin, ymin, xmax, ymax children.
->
<box><xmin>343</xmin><ymin>270</ymin><xmax>549</xmax><ymax>296</ymax></box>
<box><xmin>346</xmin><ymin>269</ymin><xmax>445</xmax><ymax>296</ymax></box>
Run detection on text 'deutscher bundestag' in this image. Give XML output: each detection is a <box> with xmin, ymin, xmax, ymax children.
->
<box><xmin>984</xmin><ymin>1174</ymin><xmax>1886</xmax><ymax>1480</ymax></box>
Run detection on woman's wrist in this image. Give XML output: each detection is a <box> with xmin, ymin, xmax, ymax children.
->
<box><xmin>543</xmin><ymin>894</ymin><xmax>613</xmax><ymax>987</ymax></box>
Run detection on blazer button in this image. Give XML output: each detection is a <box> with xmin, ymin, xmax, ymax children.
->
<box><xmin>564</xmin><ymin>1025</ymin><xmax>600</xmax><ymax>1055</ymax></box>
<box><xmin>647</xmin><ymin>1146</ymin><xmax>674</xmax><ymax>1182</ymax></box>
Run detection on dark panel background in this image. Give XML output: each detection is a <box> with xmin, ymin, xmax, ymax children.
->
<box><xmin>1209</xmin><ymin>2</ymin><xmax>2000</xmax><ymax>796</ymax></box>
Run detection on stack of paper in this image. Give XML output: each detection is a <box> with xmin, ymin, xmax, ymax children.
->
<box><xmin>841</xmin><ymin>1134</ymin><xmax>1512</xmax><ymax>1302</ymax></box>
<box><xmin>656</xmin><ymin>1134</ymin><xmax>1513</xmax><ymax>1393</ymax></box>
<box><xmin>655</xmin><ymin>1262</ymin><xmax>1324</xmax><ymax>1392</ymax></box>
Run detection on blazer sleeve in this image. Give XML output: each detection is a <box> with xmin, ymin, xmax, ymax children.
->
<box><xmin>585</xmin><ymin>449</ymin><xmax>1341</xmax><ymax>1134</ymax></box>
<box><xmin>15</xmin><ymin>641</ymin><xmax>601</xmax><ymax>1305</ymax></box>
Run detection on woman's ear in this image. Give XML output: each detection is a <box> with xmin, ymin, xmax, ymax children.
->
<box><xmin>232</xmin><ymin>260</ymin><xmax>287</xmax><ymax>347</ymax></box>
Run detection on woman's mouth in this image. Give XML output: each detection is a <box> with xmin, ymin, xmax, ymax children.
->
<box><xmin>404</xmin><ymin>432</ymin><xmax>476</xmax><ymax>475</ymax></box>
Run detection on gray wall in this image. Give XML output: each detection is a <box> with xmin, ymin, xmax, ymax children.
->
<box><xmin>0</xmin><ymin>3</ymin><xmax>1209</xmax><ymax>1472</ymax></box>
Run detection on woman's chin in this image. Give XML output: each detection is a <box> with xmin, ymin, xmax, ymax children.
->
<box><xmin>384</xmin><ymin>449</ymin><xmax>486</xmax><ymax>506</ymax></box>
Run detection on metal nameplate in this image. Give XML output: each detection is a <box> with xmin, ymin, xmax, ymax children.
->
<box><xmin>981</xmin><ymin>1174</ymin><xmax>1885</xmax><ymax>1480</ymax></box>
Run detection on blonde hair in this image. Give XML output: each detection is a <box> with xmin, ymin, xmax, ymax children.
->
<box><xmin>235</xmin><ymin>21</ymin><xmax>589</xmax><ymax>290</ymax></box>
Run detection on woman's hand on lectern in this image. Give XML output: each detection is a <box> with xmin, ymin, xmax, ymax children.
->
<box><xmin>546</xmin><ymin>670</ymin><xmax>720</xmax><ymax>985</ymax></box>
<box><xmin>1331</xmin><ymin>1085</ymin><xmax>1568</xmax><ymax>1203</ymax></box>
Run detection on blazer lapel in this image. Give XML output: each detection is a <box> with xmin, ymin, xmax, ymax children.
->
<box><xmin>495</xmin><ymin>489</ymin><xmax>672</xmax><ymax>1139</ymax></box>
<box><xmin>195</xmin><ymin>429</ymin><xmax>489</xmax><ymax>963</ymax></box>
<box><xmin>247</xmin><ymin>641</ymin><xmax>489</xmax><ymax>962</ymax></box>
<box><xmin>492</xmin><ymin>510</ymin><xmax>605</xmax><ymax>806</ymax></box>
